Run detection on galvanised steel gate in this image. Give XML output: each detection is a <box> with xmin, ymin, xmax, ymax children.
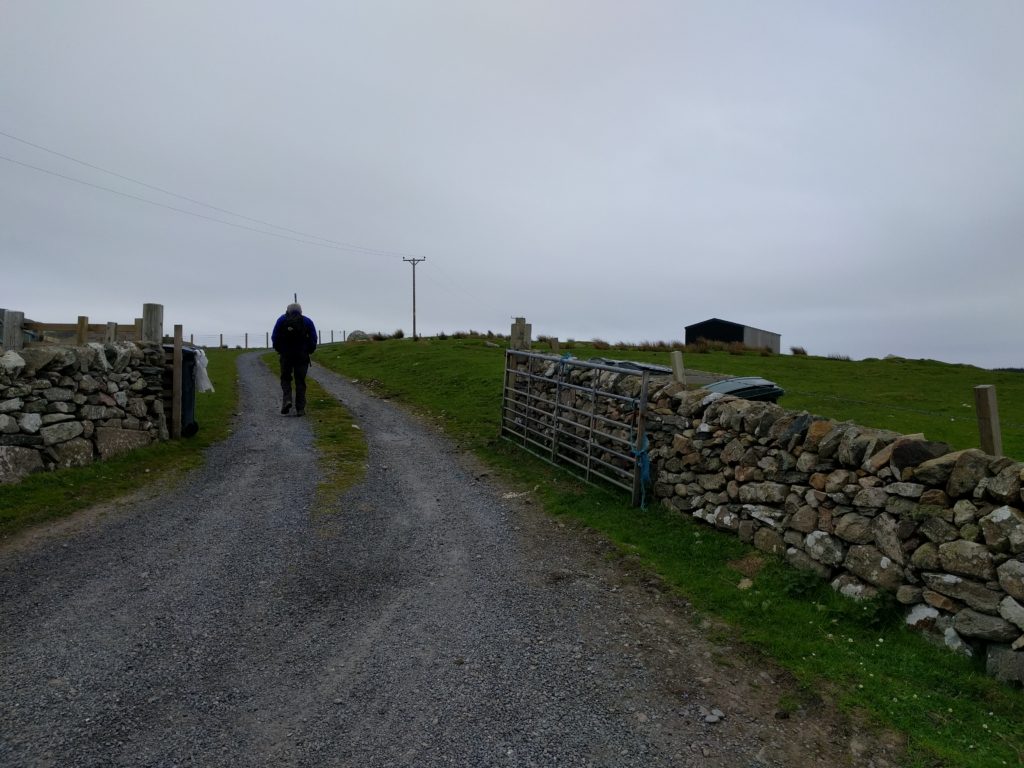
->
<box><xmin>500</xmin><ymin>350</ymin><xmax>651</xmax><ymax>506</ymax></box>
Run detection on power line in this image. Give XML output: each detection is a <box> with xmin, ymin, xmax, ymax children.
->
<box><xmin>0</xmin><ymin>128</ymin><xmax>426</xmax><ymax>259</ymax></box>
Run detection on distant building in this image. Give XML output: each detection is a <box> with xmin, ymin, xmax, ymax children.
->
<box><xmin>685</xmin><ymin>318</ymin><xmax>781</xmax><ymax>354</ymax></box>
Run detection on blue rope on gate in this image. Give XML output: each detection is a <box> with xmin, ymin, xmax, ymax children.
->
<box><xmin>631</xmin><ymin>433</ymin><xmax>651</xmax><ymax>509</ymax></box>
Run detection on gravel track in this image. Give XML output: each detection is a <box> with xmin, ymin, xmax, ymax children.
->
<box><xmin>0</xmin><ymin>353</ymin><xmax>901</xmax><ymax>767</ymax></box>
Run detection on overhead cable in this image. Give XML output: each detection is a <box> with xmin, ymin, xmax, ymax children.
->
<box><xmin>0</xmin><ymin>128</ymin><xmax>424</xmax><ymax>259</ymax></box>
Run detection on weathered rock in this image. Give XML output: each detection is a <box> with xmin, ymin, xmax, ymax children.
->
<box><xmin>17</xmin><ymin>413</ymin><xmax>42</xmax><ymax>434</ymax></box>
<box><xmin>1000</xmin><ymin>596</ymin><xmax>1024</xmax><ymax>631</ymax></box>
<box><xmin>919</xmin><ymin>489</ymin><xmax>951</xmax><ymax>508</ymax></box>
<box><xmin>805</xmin><ymin>531</ymin><xmax>846</xmax><ymax>566</ymax></box>
<box><xmin>786</xmin><ymin>547</ymin><xmax>832</xmax><ymax>578</ymax></box>
<box><xmin>832</xmin><ymin>574</ymin><xmax>878</xmax><ymax>601</ymax></box>
<box><xmin>921</xmin><ymin>573</ymin><xmax>1001</xmax><ymax>614</ymax></box>
<box><xmin>923</xmin><ymin>589</ymin><xmax>959</xmax><ymax>612</ymax></box>
<box><xmin>94</xmin><ymin>426</ymin><xmax>153</xmax><ymax>458</ymax></box>
<box><xmin>987</xmin><ymin>463</ymin><xmax>1023</xmax><ymax>505</ymax></box>
<box><xmin>0</xmin><ymin>350</ymin><xmax>26</xmax><ymax>376</ymax></box>
<box><xmin>986</xmin><ymin>644</ymin><xmax>1024</xmax><ymax>685</ymax></box>
<box><xmin>979</xmin><ymin>506</ymin><xmax>1024</xmax><ymax>554</ymax></box>
<box><xmin>0</xmin><ymin>414</ymin><xmax>18</xmax><ymax>434</ymax></box>
<box><xmin>803</xmin><ymin>420</ymin><xmax>834</xmax><ymax>452</ymax></box>
<box><xmin>953</xmin><ymin>500</ymin><xmax>978</xmax><ymax>526</ymax></box>
<box><xmin>40</xmin><ymin>421</ymin><xmax>84</xmax><ymax>446</ymax></box>
<box><xmin>738</xmin><ymin>482</ymin><xmax>789</xmax><ymax>505</ymax></box>
<box><xmin>50</xmin><ymin>438</ymin><xmax>94</xmax><ymax>469</ymax></box>
<box><xmin>896</xmin><ymin>585</ymin><xmax>923</xmax><ymax>604</ymax></box>
<box><xmin>788</xmin><ymin>505</ymin><xmax>818</xmax><ymax>533</ymax></box>
<box><xmin>844</xmin><ymin>545</ymin><xmax>904</xmax><ymax>591</ymax></box>
<box><xmin>938</xmin><ymin>540</ymin><xmax>996</xmax><ymax>581</ymax></box>
<box><xmin>919</xmin><ymin>516</ymin><xmax>959</xmax><ymax>544</ymax></box>
<box><xmin>887</xmin><ymin>482</ymin><xmax>925</xmax><ymax>499</ymax></box>
<box><xmin>997</xmin><ymin>559</ymin><xmax>1024</xmax><ymax>602</ymax></box>
<box><xmin>0</xmin><ymin>445</ymin><xmax>44</xmax><ymax>484</ymax></box>
<box><xmin>905</xmin><ymin>604</ymin><xmax>940</xmax><ymax>631</ymax></box>
<box><xmin>913</xmin><ymin>450</ymin><xmax>972</xmax><ymax>487</ymax></box>
<box><xmin>834</xmin><ymin>513</ymin><xmax>874</xmax><ymax>544</ymax></box>
<box><xmin>943</xmin><ymin>628</ymin><xmax>974</xmax><ymax>657</ymax></box>
<box><xmin>945</xmin><ymin>450</ymin><xmax>991</xmax><ymax>499</ymax></box>
<box><xmin>41</xmin><ymin>387</ymin><xmax>74</xmax><ymax>403</ymax></box>
<box><xmin>0</xmin><ymin>398</ymin><xmax>23</xmax><ymax>414</ymax></box>
<box><xmin>753</xmin><ymin>527</ymin><xmax>785</xmax><ymax>555</ymax></box>
<box><xmin>953</xmin><ymin>609</ymin><xmax>1020</xmax><ymax>641</ymax></box>
<box><xmin>852</xmin><ymin>487</ymin><xmax>889</xmax><ymax>510</ymax></box>
<box><xmin>743</xmin><ymin>504</ymin><xmax>785</xmax><ymax>529</ymax></box>
<box><xmin>891</xmin><ymin>439</ymin><xmax>953</xmax><ymax>473</ymax></box>
<box><xmin>911</xmin><ymin>542</ymin><xmax>941</xmax><ymax>570</ymax></box>
<box><xmin>872</xmin><ymin>514</ymin><xmax>904</xmax><ymax>565</ymax></box>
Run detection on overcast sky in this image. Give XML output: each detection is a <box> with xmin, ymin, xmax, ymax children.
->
<box><xmin>2</xmin><ymin>2</ymin><xmax>1022</xmax><ymax>367</ymax></box>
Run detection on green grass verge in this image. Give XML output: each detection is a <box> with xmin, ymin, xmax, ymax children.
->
<box><xmin>0</xmin><ymin>348</ymin><xmax>245</xmax><ymax>539</ymax></box>
<box><xmin>262</xmin><ymin>353</ymin><xmax>367</xmax><ymax>511</ymax></box>
<box><xmin>316</xmin><ymin>336</ymin><xmax>1024</xmax><ymax>768</ymax></box>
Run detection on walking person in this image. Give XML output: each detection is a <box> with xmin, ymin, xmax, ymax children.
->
<box><xmin>271</xmin><ymin>302</ymin><xmax>317</xmax><ymax>416</ymax></box>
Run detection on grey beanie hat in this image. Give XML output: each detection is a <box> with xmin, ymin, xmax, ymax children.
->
<box><xmin>286</xmin><ymin>303</ymin><xmax>302</xmax><ymax>315</ymax></box>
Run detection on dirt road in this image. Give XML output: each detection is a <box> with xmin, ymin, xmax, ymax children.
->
<box><xmin>0</xmin><ymin>354</ymin><xmax>901</xmax><ymax>767</ymax></box>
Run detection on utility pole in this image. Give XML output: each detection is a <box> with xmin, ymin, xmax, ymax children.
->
<box><xmin>402</xmin><ymin>257</ymin><xmax>426</xmax><ymax>339</ymax></box>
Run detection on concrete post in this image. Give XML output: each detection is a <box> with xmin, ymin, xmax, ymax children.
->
<box><xmin>2</xmin><ymin>310</ymin><xmax>25</xmax><ymax>350</ymax></box>
<box><xmin>974</xmin><ymin>385</ymin><xmax>1002</xmax><ymax>457</ymax></box>
<box><xmin>105</xmin><ymin>322</ymin><xmax>118</xmax><ymax>343</ymax></box>
<box><xmin>142</xmin><ymin>304</ymin><xmax>163</xmax><ymax>343</ymax></box>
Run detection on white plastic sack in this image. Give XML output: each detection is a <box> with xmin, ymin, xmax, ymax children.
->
<box><xmin>194</xmin><ymin>348</ymin><xmax>215</xmax><ymax>392</ymax></box>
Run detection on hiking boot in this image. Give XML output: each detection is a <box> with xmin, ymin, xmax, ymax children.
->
<box><xmin>281</xmin><ymin>401</ymin><xmax>292</xmax><ymax>414</ymax></box>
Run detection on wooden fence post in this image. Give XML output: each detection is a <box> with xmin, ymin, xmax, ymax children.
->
<box><xmin>76</xmin><ymin>316</ymin><xmax>89</xmax><ymax>345</ymax></box>
<box><xmin>171</xmin><ymin>325</ymin><xmax>183</xmax><ymax>439</ymax></box>
<box><xmin>219</xmin><ymin>333</ymin><xmax>223</xmax><ymax>348</ymax></box>
<box><xmin>331</xmin><ymin>330</ymin><xmax>334</xmax><ymax>343</ymax></box>
<box><xmin>105</xmin><ymin>322</ymin><xmax>117</xmax><ymax>343</ymax></box>
<box><xmin>2</xmin><ymin>310</ymin><xmax>25</xmax><ymax>350</ymax></box>
<box><xmin>134</xmin><ymin>318</ymin><xmax>143</xmax><ymax>341</ymax></box>
<box><xmin>671</xmin><ymin>350</ymin><xmax>687</xmax><ymax>387</ymax></box>
<box><xmin>244</xmin><ymin>333</ymin><xmax>248</xmax><ymax>349</ymax></box>
<box><xmin>974</xmin><ymin>385</ymin><xmax>1002</xmax><ymax>457</ymax></box>
<box><xmin>142</xmin><ymin>304</ymin><xmax>163</xmax><ymax>343</ymax></box>
<box><xmin>265</xmin><ymin>331</ymin><xmax>269</xmax><ymax>348</ymax></box>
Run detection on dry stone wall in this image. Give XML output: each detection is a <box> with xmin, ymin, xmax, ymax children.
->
<box><xmin>516</xmin><ymin>362</ymin><xmax>1024</xmax><ymax>684</ymax></box>
<box><xmin>0</xmin><ymin>343</ymin><xmax>169</xmax><ymax>484</ymax></box>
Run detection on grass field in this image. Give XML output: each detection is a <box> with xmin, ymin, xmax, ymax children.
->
<box><xmin>0</xmin><ymin>348</ymin><xmax>245</xmax><ymax>538</ymax></box>
<box><xmin>3</xmin><ymin>339</ymin><xmax>1022</xmax><ymax>765</ymax></box>
<box><xmin>316</xmin><ymin>336</ymin><xmax>1024</xmax><ymax>768</ymax></box>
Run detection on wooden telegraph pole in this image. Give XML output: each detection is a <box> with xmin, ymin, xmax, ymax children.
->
<box><xmin>402</xmin><ymin>257</ymin><xmax>426</xmax><ymax>339</ymax></box>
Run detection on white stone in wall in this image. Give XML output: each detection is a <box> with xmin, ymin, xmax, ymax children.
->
<box><xmin>1000</xmin><ymin>596</ymin><xmax>1024</xmax><ymax>631</ymax></box>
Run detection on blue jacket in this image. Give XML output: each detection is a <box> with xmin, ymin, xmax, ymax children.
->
<box><xmin>272</xmin><ymin>313</ymin><xmax>317</xmax><ymax>356</ymax></box>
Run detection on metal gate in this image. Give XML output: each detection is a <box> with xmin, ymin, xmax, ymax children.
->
<box><xmin>500</xmin><ymin>350</ymin><xmax>651</xmax><ymax>506</ymax></box>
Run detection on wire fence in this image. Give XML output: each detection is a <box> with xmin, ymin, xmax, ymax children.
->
<box><xmin>184</xmin><ymin>330</ymin><xmax>351</xmax><ymax>349</ymax></box>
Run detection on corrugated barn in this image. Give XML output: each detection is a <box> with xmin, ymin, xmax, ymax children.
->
<box><xmin>685</xmin><ymin>318</ymin><xmax>781</xmax><ymax>353</ymax></box>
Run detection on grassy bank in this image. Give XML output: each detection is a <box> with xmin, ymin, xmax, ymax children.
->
<box><xmin>317</xmin><ymin>337</ymin><xmax>1024</xmax><ymax>768</ymax></box>
<box><xmin>0</xmin><ymin>348</ymin><xmax>245</xmax><ymax>539</ymax></box>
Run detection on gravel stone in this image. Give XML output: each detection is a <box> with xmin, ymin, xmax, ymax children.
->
<box><xmin>0</xmin><ymin>355</ymin><xmax>905</xmax><ymax>767</ymax></box>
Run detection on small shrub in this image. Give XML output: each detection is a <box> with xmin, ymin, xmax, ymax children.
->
<box><xmin>392</xmin><ymin>329</ymin><xmax>405</xmax><ymax>339</ymax></box>
<box><xmin>592</xmin><ymin>338</ymin><xmax>610</xmax><ymax>350</ymax></box>
<box><xmin>437</xmin><ymin>331</ymin><xmax>448</xmax><ymax>340</ymax></box>
<box><xmin>790</xmin><ymin>346</ymin><xmax>808</xmax><ymax>356</ymax></box>
<box><xmin>727</xmin><ymin>341</ymin><xmax>746</xmax><ymax>355</ymax></box>
<box><xmin>760</xmin><ymin>347</ymin><xmax>774</xmax><ymax>356</ymax></box>
<box><xmin>371</xmin><ymin>331</ymin><xmax>389</xmax><ymax>341</ymax></box>
<box><xmin>828</xmin><ymin>353</ymin><xmax>852</xmax><ymax>362</ymax></box>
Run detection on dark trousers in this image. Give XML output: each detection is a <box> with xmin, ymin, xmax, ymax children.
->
<box><xmin>280</xmin><ymin>353</ymin><xmax>309</xmax><ymax>410</ymax></box>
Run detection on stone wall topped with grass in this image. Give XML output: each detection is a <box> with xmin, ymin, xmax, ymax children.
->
<box><xmin>0</xmin><ymin>343</ymin><xmax>168</xmax><ymax>485</ymax></box>
<box><xmin>516</xmin><ymin>363</ymin><xmax>1024</xmax><ymax>684</ymax></box>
